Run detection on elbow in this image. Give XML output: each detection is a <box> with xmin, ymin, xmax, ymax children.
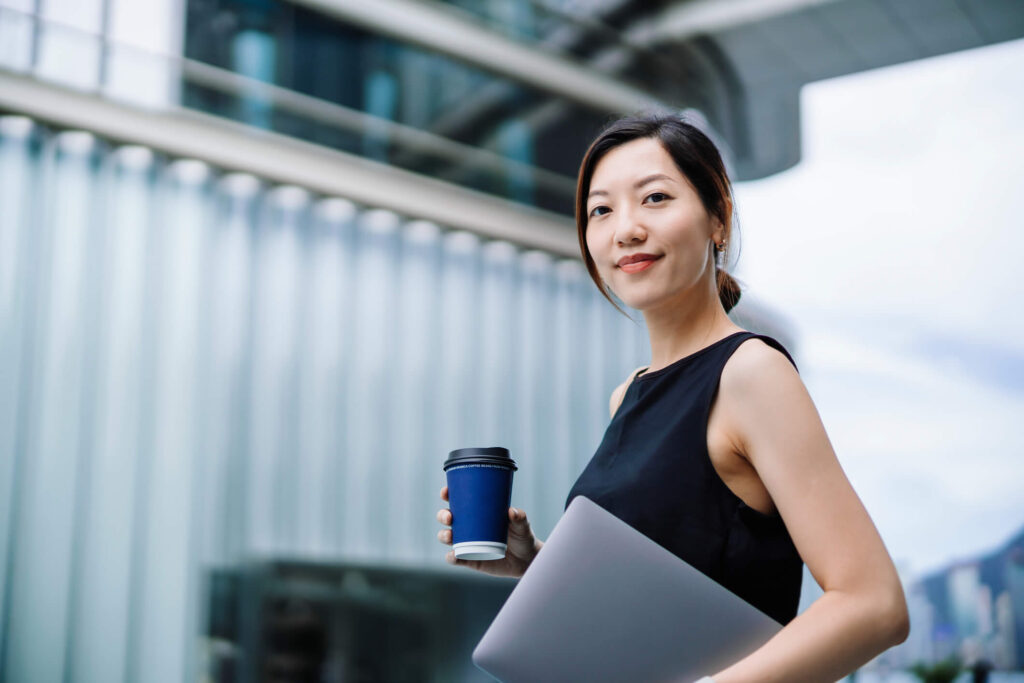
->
<box><xmin>879</xmin><ymin>587</ymin><xmax>910</xmax><ymax>647</ymax></box>
<box><xmin>890</xmin><ymin>601</ymin><xmax>911</xmax><ymax>646</ymax></box>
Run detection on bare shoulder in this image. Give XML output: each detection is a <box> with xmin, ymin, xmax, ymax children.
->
<box><xmin>718</xmin><ymin>337</ymin><xmax>821</xmax><ymax>463</ymax></box>
<box><xmin>609</xmin><ymin>365</ymin><xmax>648</xmax><ymax>419</ymax></box>
<box><xmin>721</xmin><ymin>337</ymin><xmax>802</xmax><ymax>396</ymax></box>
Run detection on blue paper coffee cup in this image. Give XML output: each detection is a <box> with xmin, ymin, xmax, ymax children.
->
<box><xmin>443</xmin><ymin>447</ymin><xmax>517</xmax><ymax>561</ymax></box>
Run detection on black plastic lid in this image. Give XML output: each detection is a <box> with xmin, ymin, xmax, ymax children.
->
<box><xmin>444</xmin><ymin>446</ymin><xmax>517</xmax><ymax>471</ymax></box>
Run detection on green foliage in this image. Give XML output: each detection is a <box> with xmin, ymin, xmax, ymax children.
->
<box><xmin>908</xmin><ymin>657</ymin><xmax>962</xmax><ymax>683</ymax></box>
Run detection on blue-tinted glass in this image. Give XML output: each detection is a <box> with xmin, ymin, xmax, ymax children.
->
<box><xmin>181</xmin><ymin>0</ymin><xmax>612</xmax><ymax>213</ymax></box>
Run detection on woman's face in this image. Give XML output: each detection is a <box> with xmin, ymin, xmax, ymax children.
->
<box><xmin>585</xmin><ymin>137</ymin><xmax>723</xmax><ymax>313</ymax></box>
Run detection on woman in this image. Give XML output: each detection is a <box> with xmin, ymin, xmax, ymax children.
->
<box><xmin>436</xmin><ymin>114</ymin><xmax>909</xmax><ymax>682</ymax></box>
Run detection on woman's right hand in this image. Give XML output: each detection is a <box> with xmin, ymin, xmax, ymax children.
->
<box><xmin>437</xmin><ymin>485</ymin><xmax>543</xmax><ymax>579</ymax></box>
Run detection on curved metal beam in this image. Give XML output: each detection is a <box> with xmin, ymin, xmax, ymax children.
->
<box><xmin>290</xmin><ymin>0</ymin><xmax>663</xmax><ymax>114</ymax></box>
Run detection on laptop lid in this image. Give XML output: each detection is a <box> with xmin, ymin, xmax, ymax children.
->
<box><xmin>472</xmin><ymin>496</ymin><xmax>783</xmax><ymax>683</ymax></box>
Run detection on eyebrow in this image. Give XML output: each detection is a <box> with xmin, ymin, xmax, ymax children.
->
<box><xmin>587</xmin><ymin>173</ymin><xmax>675</xmax><ymax>200</ymax></box>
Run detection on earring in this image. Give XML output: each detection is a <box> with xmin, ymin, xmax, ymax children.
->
<box><xmin>715</xmin><ymin>241</ymin><xmax>727</xmax><ymax>270</ymax></box>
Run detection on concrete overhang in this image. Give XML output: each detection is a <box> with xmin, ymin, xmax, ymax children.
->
<box><xmin>308</xmin><ymin>0</ymin><xmax>1024</xmax><ymax>182</ymax></box>
<box><xmin>632</xmin><ymin>0</ymin><xmax>1024</xmax><ymax>179</ymax></box>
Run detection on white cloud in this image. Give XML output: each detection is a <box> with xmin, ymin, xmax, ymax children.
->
<box><xmin>732</xmin><ymin>37</ymin><xmax>1024</xmax><ymax>578</ymax></box>
<box><xmin>801</xmin><ymin>331</ymin><xmax>1024</xmax><ymax>577</ymax></box>
<box><xmin>736</xmin><ymin>37</ymin><xmax>1024</xmax><ymax>345</ymax></box>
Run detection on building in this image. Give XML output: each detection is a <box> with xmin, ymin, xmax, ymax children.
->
<box><xmin>882</xmin><ymin>526</ymin><xmax>1024</xmax><ymax>672</ymax></box>
<box><xmin>2</xmin><ymin>1</ymin><xmax>1022</xmax><ymax>681</ymax></box>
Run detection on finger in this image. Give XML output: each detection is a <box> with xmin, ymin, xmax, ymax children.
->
<box><xmin>436</xmin><ymin>508</ymin><xmax>451</xmax><ymax>525</ymax></box>
<box><xmin>508</xmin><ymin>507</ymin><xmax>526</xmax><ymax>524</ymax></box>
<box><xmin>445</xmin><ymin>550</ymin><xmax>477</xmax><ymax>567</ymax></box>
<box><xmin>437</xmin><ymin>529</ymin><xmax>453</xmax><ymax>544</ymax></box>
<box><xmin>440</xmin><ymin>486</ymin><xmax>449</xmax><ymax>502</ymax></box>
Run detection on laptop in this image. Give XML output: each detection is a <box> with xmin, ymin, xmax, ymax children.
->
<box><xmin>472</xmin><ymin>496</ymin><xmax>783</xmax><ymax>683</ymax></box>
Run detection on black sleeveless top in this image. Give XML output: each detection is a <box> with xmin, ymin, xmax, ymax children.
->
<box><xmin>565</xmin><ymin>331</ymin><xmax>803</xmax><ymax>624</ymax></box>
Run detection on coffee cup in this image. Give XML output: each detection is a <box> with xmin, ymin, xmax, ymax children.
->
<box><xmin>443</xmin><ymin>447</ymin><xmax>518</xmax><ymax>560</ymax></box>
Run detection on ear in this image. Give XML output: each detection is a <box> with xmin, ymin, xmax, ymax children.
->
<box><xmin>713</xmin><ymin>197</ymin><xmax>732</xmax><ymax>244</ymax></box>
<box><xmin>711</xmin><ymin>219</ymin><xmax>726</xmax><ymax>245</ymax></box>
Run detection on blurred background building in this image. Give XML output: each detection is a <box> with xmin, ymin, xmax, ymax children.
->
<box><xmin>854</xmin><ymin>524</ymin><xmax>1024</xmax><ymax>679</ymax></box>
<box><xmin>1</xmin><ymin>0</ymin><xmax>1022</xmax><ymax>681</ymax></box>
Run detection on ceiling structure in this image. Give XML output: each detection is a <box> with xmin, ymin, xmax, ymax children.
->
<box><xmin>300</xmin><ymin>0</ymin><xmax>1024</xmax><ymax>181</ymax></box>
<box><xmin>643</xmin><ymin>0</ymin><xmax>1024</xmax><ymax>178</ymax></box>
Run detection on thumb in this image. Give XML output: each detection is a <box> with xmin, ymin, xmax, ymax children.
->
<box><xmin>509</xmin><ymin>507</ymin><xmax>529</xmax><ymax>525</ymax></box>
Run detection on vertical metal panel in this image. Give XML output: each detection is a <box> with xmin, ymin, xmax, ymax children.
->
<box><xmin>478</xmin><ymin>240</ymin><xmax>519</xmax><ymax>449</ymax></box>
<box><xmin>69</xmin><ymin>145</ymin><xmax>154</xmax><ymax>683</ymax></box>
<box><xmin>580</xmin><ymin>279</ymin><xmax>611</xmax><ymax>475</ymax></box>
<box><xmin>191</xmin><ymin>172</ymin><xmax>261</xmax><ymax>683</ymax></box>
<box><xmin>295</xmin><ymin>197</ymin><xmax>356</xmax><ymax>557</ymax></box>
<box><xmin>604</xmin><ymin>293</ymin><xmax>641</xmax><ymax>395</ymax></box>
<box><xmin>0</xmin><ymin>115</ymin><xmax>652</xmax><ymax>680</ymax></box>
<box><xmin>203</xmin><ymin>173</ymin><xmax>259</xmax><ymax>566</ymax></box>
<box><xmin>344</xmin><ymin>209</ymin><xmax>402</xmax><ymax>559</ymax></box>
<box><xmin>552</xmin><ymin>260</ymin><xmax>586</xmax><ymax>501</ymax></box>
<box><xmin>393</xmin><ymin>219</ymin><xmax>442</xmax><ymax>562</ymax></box>
<box><xmin>437</xmin><ymin>230</ymin><xmax>483</xmax><ymax>450</ymax></box>
<box><xmin>4</xmin><ymin>130</ymin><xmax>100</xmax><ymax>683</ymax></box>
<box><xmin>133</xmin><ymin>159</ymin><xmax>213</xmax><ymax>683</ymax></box>
<box><xmin>0</xmin><ymin>116</ymin><xmax>36</xmax><ymax>658</ymax></box>
<box><xmin>515</xmin><ymin>249</ymin><xmax>555</xmax><ymax>537</ymax></box>
<box><xmin>248</xmin><ymin>186</ymin><xmax>309</xmax><ymax>554</ymax></box>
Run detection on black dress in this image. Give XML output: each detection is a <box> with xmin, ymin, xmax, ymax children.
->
<box><xmin>565</xmin><ymin>331</ymin><xmax>804</xmax><ymax>625</ymax></box>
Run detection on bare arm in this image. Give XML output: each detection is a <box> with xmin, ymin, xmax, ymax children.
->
<box><xmin>709</xmin><ymin>341</ymin><xmax>909</xmax><ymax>682</ymax></box>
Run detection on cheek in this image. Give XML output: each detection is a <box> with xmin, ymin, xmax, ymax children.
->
<box><xmin>585</xmin><ymin>229</ymin><xmax>603</xmax><ymax>263</ymax></box>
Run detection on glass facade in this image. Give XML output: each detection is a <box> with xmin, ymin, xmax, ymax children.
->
<box><xmin>0</xmin><ymin>1</ymin><xmax>636</xmax><ymax>215</ymax></box>
<box><xmin>0</xmin><ymin>3</ymin><xmax>771</xmax><ymax>680</ymax></box>
<box><xmin>0</xmin><ymin>115</ymin><xmax>649</xmax><ymax>682</ymax></box>
<box><xmin>181</xmin><ymin>0</ymin><xmax>611</xmax><ymax>214</ymax></box>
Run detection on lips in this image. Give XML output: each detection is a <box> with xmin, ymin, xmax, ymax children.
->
<box><xmin>617</xmin><ymin>253</ymin><xmax>661</xmax><ymax>274</ymax></box>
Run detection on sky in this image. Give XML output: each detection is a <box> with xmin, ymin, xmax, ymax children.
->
<box><xmin>732</xmin><ymin>36</ymin><xmax>1024</xmax><ymax>580</ymax></box>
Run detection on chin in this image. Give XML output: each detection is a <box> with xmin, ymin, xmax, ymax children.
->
<box><xmin>625</xmin><ymin>300</ymin><xmax>663</xmax><ymax>314</ymax></box>
<box><xmin>610</xmin><ymin>291</ymin><xmax>663</xmax><ymax>313</ymax></box>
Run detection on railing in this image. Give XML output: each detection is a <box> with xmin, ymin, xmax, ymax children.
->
<box><xmin>0</xmin><ymin>4</ymin><xmax>579</xmax><ymax>207</ymax></box>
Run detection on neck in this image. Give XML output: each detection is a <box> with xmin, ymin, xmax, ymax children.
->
<box><xmin>640</xmin><ymin>272</ymin><xmax>741</xmax><ymax>373</ymax></box>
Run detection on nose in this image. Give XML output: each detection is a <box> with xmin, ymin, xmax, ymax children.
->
<box><xmin>613</xmin><ymin>206</ymin><xmax>646</xmax><ymax>245</ymax></box>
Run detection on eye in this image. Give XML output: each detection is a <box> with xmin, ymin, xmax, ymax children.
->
<box><xmin>588</xmin><ymin>205</ymin><xmax>610</xmax><ymax>218</ymax></box>
<box><xmin>644</xmin><ymin>192</ymin><xmax>669</xmax><ymax>204</ymax></box>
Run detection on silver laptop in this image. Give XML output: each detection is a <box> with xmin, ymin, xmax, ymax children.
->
<box><xmin>472</xmin><ymin>496</ymin><xmax>783</xmax><ymax>683</ymax></box>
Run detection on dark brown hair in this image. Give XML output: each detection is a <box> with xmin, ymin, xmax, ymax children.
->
<box><xmin>575</xmin><ymin>113</ymin><xmax>741</xmax><ymax>315</ymax></box>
